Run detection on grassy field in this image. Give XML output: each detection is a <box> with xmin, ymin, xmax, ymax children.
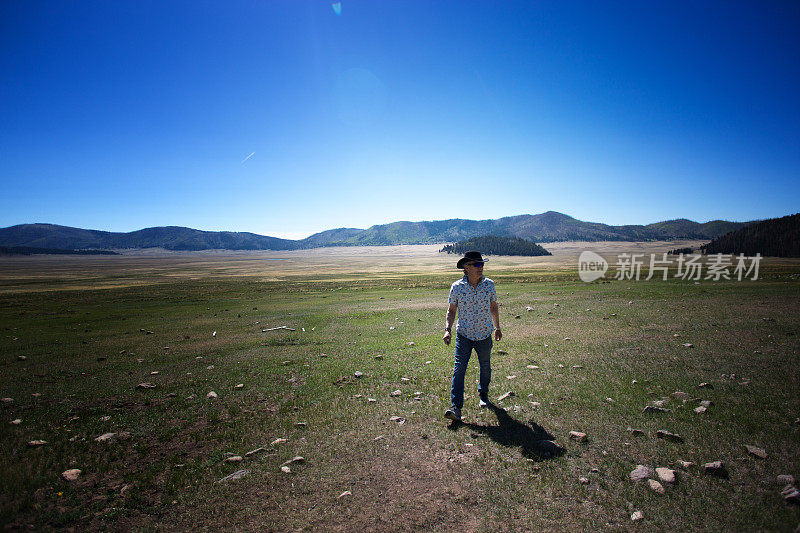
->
<box><xmin>1</xmin><ymin>244</ymin><xmax>799</xmax><ymax>531</ymax></box>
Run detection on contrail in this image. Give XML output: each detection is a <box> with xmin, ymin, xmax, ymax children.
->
<box><xmin>241</xmin><ymin>152</ymin><xmax>255</xmax><ymax>164</ymax></box>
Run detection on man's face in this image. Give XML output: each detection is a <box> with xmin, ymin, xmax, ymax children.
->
<box><xmin>465</xmin><ymin>261</ymin><xmax>484</xmax><ymax>275</ymax></box>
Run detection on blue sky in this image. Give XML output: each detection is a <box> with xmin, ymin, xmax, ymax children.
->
<box><xmin>1</xmin><ymin>1</ymin><xmax>798</xmax><ymax>239</ymax></box>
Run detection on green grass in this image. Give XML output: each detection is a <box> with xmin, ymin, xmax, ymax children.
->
<box><xmin>1</xmin><ymin>266</ymin><xmax>799</xmax><ymax>531</ymax></box>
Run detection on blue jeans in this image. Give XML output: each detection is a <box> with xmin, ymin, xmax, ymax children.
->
<box><xmin>450</xmin><ymin>332</ymin><xmax>492</xmax><ymax>409</ymax></box>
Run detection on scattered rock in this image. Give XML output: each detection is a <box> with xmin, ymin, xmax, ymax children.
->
<box><xmin>648</xmin><ymin>479</ymin><xmax>666</xmax><ymax>494</ymax></box>
<box><xmin>367</xmin><ymin>398</ymin><xmax>377</xmax><ymax>403</ymax></box>
<box><xmin>150</xmin><ymin>371</ymin><xmax>159</xmax><ymax>375</ymax></box>
<box><xmin>206</xmin><ymin>365</ymin><xmax>215</xmax><ymax>370</ymax></box>
<box><xmin>700</xmin><ymin>400</ymin><xmax>713</xmax><ymax>408</ymax></box>
<box><xmin>677</xmin><ymin>460</ymin><xmax>695</xmax><ymax>470</ymax></box>
<box><xmin>579</xmin><ymin>477</ymin><xmax>590</xmax><ymax>485</ymax></box>
<box><xmin>703</xmin><ymin>461</ymin><xmax>728</xmax><ymax>478</ymax></box>
<box><xmin>218</xmin><ymin>469</ymin><xmax>250</xmax><ymax>483</ymax></box>
<box><xmin>166</xmin><ymin>393</ymin><xmax>177</xmax><ymax>398</ymax></box>
<box><xmin>374</xmin><ymin>354</ymin><xmax>383</xmax><ymax>359</ymax></box>
<box><xmin>643</xmin><ymin>406</ymin><xmax>671</xmax><ymax>413</ymax></box>
<box><xmin>389</xmin><ymin>390</ymin><xmax>401</xmax><ymax>397</ymax></box>
<box><xmin>354</xmin><ymin>371</ymin><xmax>363</xmax><ymax>378</ymax></box>
<box><xmin>627</xmin><ymin>427</ymin><xmax>645</xmax><ymax>437</ymax></box>
<box><xmin>406</xmin><ymin>342</ymin><xmax>415</xmax><ymax>346</ymax></box>
<box><xmin>495</xmin><ymin>350</ymin><xmax>508</xmax><ymax>355</ymax></box>
<box><xmin>282</xmin><ymin>456</ymin><xmax>305</xmax><ymax>466</ymax></box>
<box><xmin>630</xmin><ymin>465</ymin><xmax>654</xmax><ymax>482</ymax></box>
<box><xmin>1</xmin><ymin>398</ymin><xmax>13</xmax><ymax>403</ymax></box>
<box><xmin>631</xmin><ymin>510</ymin><xmax>644</xmax><ymax>522</ymax></box>
<box><xmin>569</xmin><ymin>431</ymin><xmax>588</xmax><ymax>443</ymax></box>
<box><xmin>672</xmin><ymin>391</ymin><xmax>692</xmax><ymax>401</ymax></box>
<box><xmin>338</xmin><ymin>491</ymin><xmax>352</xmax><ymax>498</ymax></box>
<box><xmin>10</xmin><ymin>419</ymin><xmax>21</xmax><ymax>425</ymax></box>
<box><xmin>652</xmin><ymin>400</ymin><xmax>668</xmax><ymax>408</ymax></box>
<box><xmin>224</xmin><ymin>456</ymin><xmax>243</xmax><ymax>463</ymax></box>
<box><xmin>235</xmin><ymin>384</ymin><xmax>244</xmax><ymax>389</ymax></box>
<box><xmin>682</xmin><ymin>343</ymin><xmax>693</xmax><ymax>348</ymax></box>
<box><xmin>656</xmin><ymin>467</ymin><xmax>677</xmax><ymax>484</ymax></box>
<box><xmin>245</xmin><ymin>447</ymin><xmax>265</xmax><ymax>457</ymax></box>
<box><xmin>698</xmin><ymin>382</ymin><xmax>713</xmax><ymax>389</ymax></box>
<box><xmin>280</xmin><ymin>466</ymin><xmax>291</xmax><ymax>474</ymax></box>
<box><xmin>62</xmin><ymin>469</ymin><xmax>82</xmax><ymax>481</ymax></box>
<box><xmin>95</xmin><ymin>432</ymin><xmax>116</xmax><ymax>442</ymax></box>
<box><xmin>206</xmin><ymin>391</ymin><xmax>218</xmax><ymax>399</ymax></box>
<box><xmin>781</xmin><ymin>485</ymin><xmax>800</xmax><ymax>505</ymax></box>
<box><xmin>572</xmin><ymin>365</ymin><xmax>583</xmax><ymax>369</ymax></box>
<box><xmin>295</xmin><ymin>422</ymin><xmax>308</xmax><ymax>428</ymax></box>
<box><xmin>745</xmin><ymin>445</ymin><xmax>767</xmax><ymax>459</ymax></box>
<box><xmin>506</xmin><ymin>375</ymin><xmax>517</xmax><ymax>380</ymax></box>
<box><xmin>389</xmin><ymin>416</ymin><xmax>406</xmax><ymax>424</ymax></box>
<box><xmin>136</xmin><ymin>383</ymin><xmax>156</xmax><ymax>389</ymax></box>
<box><xmin>497</xmin><ymin>391</ymin><xmax>515</xmax><ymax>402</ymax></box>
<box><xmin>526</xmin><ymin>365</ymin><xmax>539</xmax><ymax>370</ymax></box>
<box><xmin>656</xmin><ymin>430</ymin><xmax>684</xmax><ymax>443</ymax></box>
<box><xmin>271</xmin><ymin>438</ymin><xmax>287</xmax><ymax>446</ymax></box>
<box><xmin>27</xmin><ymin>440</ymin><xmax>47</xmax><ymax>447</ymax></box>
<box><xmin>17</xmin><ymin>355</ymin><xmax>26</xmax><ymax>361</ymax></box>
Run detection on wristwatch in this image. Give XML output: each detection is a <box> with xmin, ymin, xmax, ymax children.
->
<box><xmin>444</xmin><ymin>327</ymin><xmax>451</xmax><ymax>332</ymax></box>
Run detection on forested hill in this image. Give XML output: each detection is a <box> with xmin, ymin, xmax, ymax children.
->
<box><xmin>700</xmin><ymin>213</ymin><xmax>800</xmax><ymax>257</ymax></box>
<box><xmin>440</xmin><ymin>235</ymin><xmax>551</xmax><ymax>257</ymax></box>
<box><xmin>0</xmin><ymin>211</ymin><xmax>751</xmax><ymax>251</ymax></box>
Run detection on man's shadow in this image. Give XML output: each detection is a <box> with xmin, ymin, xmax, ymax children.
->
<box><xmin>449</xmin><ymin>402</ymin><xmax>564</xmax><ymax>461</ymax></box>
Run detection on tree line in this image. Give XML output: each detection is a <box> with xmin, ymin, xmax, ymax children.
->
<box><xmin>700</xmin><ymin>213</ymin><xmax>800</xmax><ymax>258</ymax></box>
<box><xmin>440</xmin><ymin>235</ymin><xmax>552</xmax><ymax>257</ymax></box>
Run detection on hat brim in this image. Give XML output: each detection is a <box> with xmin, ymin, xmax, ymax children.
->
<box><xmin>456</xmin><ymin>257</ymin><xmax>489</xmax><ymax>269</ymax></box>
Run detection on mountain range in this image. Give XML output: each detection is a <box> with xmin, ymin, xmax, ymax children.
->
<box><xmin>0</xmin><ymin>211</ymin><xmax>749</xmax><ymax>252</ymax></box>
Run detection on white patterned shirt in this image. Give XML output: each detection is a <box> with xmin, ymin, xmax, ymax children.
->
<box><xmin>448</xmin><ymin>276</ymin><xmax>497</xmax><ymax>341</ymax></box>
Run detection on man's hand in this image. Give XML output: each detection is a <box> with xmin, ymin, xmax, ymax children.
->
<box><xmin>443</xmin><ymin>331</ymin><xmax>452</xmax><ymax>345</ymax></box>
<box><xmin>494</xmin><ymin>328</ymin><xmax>502</xmax><ymax>341</ymax></box>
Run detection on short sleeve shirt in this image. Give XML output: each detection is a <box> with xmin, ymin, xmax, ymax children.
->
<box><xmin>448</xmin><ymin>276</ymin><xmax>497</xmax><ymax>341</ymax></box>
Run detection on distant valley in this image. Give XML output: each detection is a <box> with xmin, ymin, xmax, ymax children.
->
<box><xmin>0</xmin><ymin>211</ymin><xmax>750</xmax><ymax>252</ymax></box>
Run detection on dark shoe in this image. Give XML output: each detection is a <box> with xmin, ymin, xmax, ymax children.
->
<box><xmin>444</xmin><ymin>407</ymin><xmax>462</xmax><ymax>421</ymax></box>
<box><xmin>479</xmin><ymin>392</ymin><xmax>489</xmax><ymax>408</ymax></box>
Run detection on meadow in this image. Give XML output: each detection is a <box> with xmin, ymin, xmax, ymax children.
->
<box><xmin>1</xmin><ymin>242</ymin><xmax>798</xmax><ymax>531</ymax></box>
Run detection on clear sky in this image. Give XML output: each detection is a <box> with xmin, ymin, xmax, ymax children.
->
<box><xmin>1</xmin><ymin>1</ymin><xmax>798</xmax><ymax>239</ymax></box>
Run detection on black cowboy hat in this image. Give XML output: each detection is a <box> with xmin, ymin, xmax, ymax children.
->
<box><xmin>456</xmin><ymin>250</ymin><xmax>489</xmax><ymax>269</ymax></box>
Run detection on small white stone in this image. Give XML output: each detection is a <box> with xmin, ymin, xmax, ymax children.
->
<box><xmin>224</xmin><ymin>455</ymin><xmax>243</xmax><ymax>462</ymax></box>
<box><xmin>95</xmin><ymin>432</ymin><xmax>116</xmax><ymax>442</ymax></box>
<box><xmin>389</xmin><ymin>390</ymin><xmax>401</xmax><ymax>397</ymax></box>
<box><xmin>631</xmin><ymin>510</ymin><xmax>644</xmax><ymax>522</ymax></box>
<box><xmin>280</xmin><ymin>465</ymin><xmax>291</xmax><ymax>473</ymax></box>
<box><xmin>630</xmin><ymin>465</ymin><xmax>653</xmax><ymax>482</ymax></box>
<box><xmin>338</xmin><ymin>490</ymin><xmax>352</xmax><ymax>498</ymax></box>
<box><xmin>271</xmin><ymin>438</ymin><xmax>287</xmax><ymax>446</ymax></box>
<box><xmin>10</xmin><ymin>419</ymin><xmax>21</xmax><ymax>425</ymax></box>
<box><xmin>648</xmin><ymin>479</ymin><xmax>665</xmax><ymax>494</ymax></box>
<box><xmin>206</xmin><ymin>391</ymin><xmax>218</xmax><ymax>399</ymax></box>
<box><xmin>62</xmin><ymin>469</ymin><xmax>82</xmax><ymax>481</ymax></box>
<box><xmin>656</xmin><ymin>467</ymin><xmax>677</xmax><ymax>484</ymax></box>
<box><xmin>235</xmin><ymin>383</ymin><xmax>244</xmax><ymax>389</ymax></box>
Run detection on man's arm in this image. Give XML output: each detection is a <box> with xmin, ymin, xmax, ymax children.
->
<box><xmin>491</xmin><ymin>300</ymin><xmax>502</xmax><ymax>341</ymax></box>
<box><xmin>443</xmin><ymin>303</ymin><xmax>457</xmax><ymax>345</ymax></box>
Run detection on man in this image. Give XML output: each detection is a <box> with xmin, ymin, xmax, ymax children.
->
<box><xmin>443</xmin><ymin>250</ymin><xmax>502</xmax><ymax>422</ymax></box>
